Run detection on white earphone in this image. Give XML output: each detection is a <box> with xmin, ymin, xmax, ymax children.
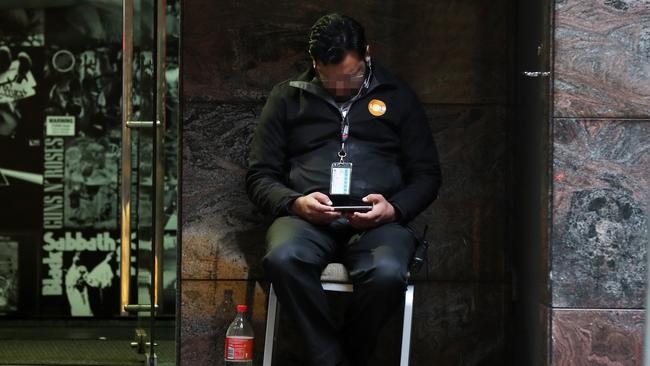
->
<box><xmin>364</xmin><ymin>44</ymin><xmax>371</xmax><ymax>68</ymax></box>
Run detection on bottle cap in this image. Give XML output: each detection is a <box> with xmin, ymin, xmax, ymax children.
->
<box><xmin>236</xmin><ymin>304</ymin><xmax>248</xmax><ymax>312</ymax></box>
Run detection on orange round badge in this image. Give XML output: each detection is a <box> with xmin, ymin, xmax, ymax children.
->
<box><xmin>368</xmin><ymin>99</ymin><xmax>387</xmax><ymax>116</ymax></box>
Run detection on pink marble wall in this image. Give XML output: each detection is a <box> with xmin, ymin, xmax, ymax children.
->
<box><xmin>554</xmin><ymin>0</ymin><xmax>650</xmax><ymax>118</ymax></box>
<box><xmin>550</xmin><ymin>0</ymin><xmax>650</xmax><ymax>363</ymax></box>
<box><xmin>551</xmin><ymin>309</ymin><xmax>645</xmax><ymax>366</ymax></box>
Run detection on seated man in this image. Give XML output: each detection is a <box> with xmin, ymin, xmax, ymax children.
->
<box><xmin>245</xmin><ymin>13</ymin><xmax>442</xmax><ymax>366</ymax></box>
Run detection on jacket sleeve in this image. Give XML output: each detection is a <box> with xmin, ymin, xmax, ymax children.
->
<box><xmin>245</xmin><ymin>84</ymin><xmax>303</xmax><ymax>216</ymax></box>
<box><xmin>387</xmin><ymin>88</ymin><xmax>443</xmax><ymax>224</ymax></box>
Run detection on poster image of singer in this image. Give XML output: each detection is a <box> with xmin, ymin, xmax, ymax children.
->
<box><xmin>44</xmin><ymin>46</ymin><xmax>121</xmax><ymax>138</ymax></box>
<box><xmin>65</xmin><ymin>250</ymin><xmax>113</xmax><ymax>316</ymax></box>
<box><xmin>0</xmin><ymin>236</ymin><xmax>19</xmax><ymax>314</ymax></box>
<box><xmin>63</xmin><ymin>135</ymin><xmax>120</xmax><ymax>229</ymax></box>
<box><xmin>41</xmin><ymin>230</ymin><xmax>126</xmax><ymax>317</ymax></box>
<box><xmin>0</xmin><ymin>46</ymin><xmax>43</xmax><ymax>137</ymax></box>
<box><xmin>0</xmin><ymin>45</ymin><xmax>45</xmax><ymax>232</ymax></box>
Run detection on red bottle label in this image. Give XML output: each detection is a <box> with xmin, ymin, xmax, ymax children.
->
<box><xmin>224</xmin><ymin>335</ymin><xmax>254</xmax><ymax>361</ymax></box>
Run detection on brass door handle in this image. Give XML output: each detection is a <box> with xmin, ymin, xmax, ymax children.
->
<box><xmin>120</xmin><ymin>0</ymin><xmax>167</xmax><ymax>316</ymax></box>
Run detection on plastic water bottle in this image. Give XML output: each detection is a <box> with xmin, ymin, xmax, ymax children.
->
<box><xmin>224</xmin><ymin>304</ymin><xmax>254</xmax><ymax>365</ymax></box>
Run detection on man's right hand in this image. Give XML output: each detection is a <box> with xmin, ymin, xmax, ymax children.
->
<box><xmin>289</xmin><ymin>192</ymin><xmax>341</xmax><ymax>224</ymax></box>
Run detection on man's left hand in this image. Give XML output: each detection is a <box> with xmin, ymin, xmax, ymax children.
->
<box><xmin>343</xmin><ymin>193</ymin><xmax>397</xmax><ymax>230</ymax></box>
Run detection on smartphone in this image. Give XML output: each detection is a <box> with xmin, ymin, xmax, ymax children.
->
<box><xmin>331</xmin><ymin>205</ymin><xmax>373</xmax><ymax>212</ymax></box>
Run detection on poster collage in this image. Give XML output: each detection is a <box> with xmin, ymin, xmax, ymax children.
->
<box><xmin>0</xmin><ymin>2</ymin><xmax>180</xmax><ymax>317</ymax></box>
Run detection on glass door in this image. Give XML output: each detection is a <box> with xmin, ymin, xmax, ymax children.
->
<box><xmin>120</xmin><ymin>0</ymin><xmax>179</xmax><ymax>364</ymax></box>
<box><xmin>0</xmin><ymin>0</ymin><xmax>179</xmax><ymax>365</ymax></box>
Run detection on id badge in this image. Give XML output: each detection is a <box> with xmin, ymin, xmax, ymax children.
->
<box><xmin>330</xmin><ymin>162</ymin><xmax>352</xmax><ymax>195</ymax></box>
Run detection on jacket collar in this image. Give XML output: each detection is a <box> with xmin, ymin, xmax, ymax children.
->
<box><xmin>288</xmin><ymin>61</ymin><xmax>398</xmax><ymax>108</ymax></box>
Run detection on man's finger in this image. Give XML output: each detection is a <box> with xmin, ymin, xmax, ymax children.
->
<box><xmin>320</xmin><ymin>211</ymin><xmax>341</xmax><ymax>217</ymax></box>
<box><xmin>354</xmin><ymin>207</ymin><xmax>379</xmax><ymax>219</ymax></box>
<box><xmin>312</xmin><ymin>192</ymin><xmax>333</xmax><ymax>205</ymax></box>
<box><xmin>309</xmin><ymin>199</ymin><xmax>335</xmax><ymax>212</ymax></box>
<box><xmin>363</xmin><ymin>193</ymin><xmax>384</xmax><ymax>203</ymax></box>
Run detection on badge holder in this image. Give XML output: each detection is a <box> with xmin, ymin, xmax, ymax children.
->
<box><xmin>330</xmin><ymin>150</ymin><xmax>352</xmax><ymax>196</ymax></box>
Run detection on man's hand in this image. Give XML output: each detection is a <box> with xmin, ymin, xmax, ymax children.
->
<box><xmin>343</xmin><ymin>193</ymin><xmax>397</xmax><ymax>230</ymax></box>
<box><xmin>290</xmin><ymin>192</ymin><xmax>341</xmax><ymax>224</ymax></box>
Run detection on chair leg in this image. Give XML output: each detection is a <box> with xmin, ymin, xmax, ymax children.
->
<box><xmin>400</xmin><ymin>284</ymin><xmax>415</xmax><ymax>366</ymax></box>
<box><xmin>263</xmin><ymin>283</ymin><xmax>280</xmax><ymax>366</ymax></box>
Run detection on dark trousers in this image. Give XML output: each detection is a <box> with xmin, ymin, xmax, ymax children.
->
<box><xmin>262</xmin><ymin>215</ymin><xmax>417</xmax><ymax>366</ymax></box>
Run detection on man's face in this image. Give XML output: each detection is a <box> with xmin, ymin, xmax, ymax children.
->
<box><xmin>314</xmin><ymin>51</ymin><xmax>366</xmax><ymax>102</ymax></box>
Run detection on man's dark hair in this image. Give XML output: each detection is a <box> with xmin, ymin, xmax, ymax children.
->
<box><xmin>308</xmin><ymin>13</ymin><xmax>367</xmax><ymax>65</ymax></box>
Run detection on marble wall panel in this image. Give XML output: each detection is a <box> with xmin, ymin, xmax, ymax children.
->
<box><xmin>181</xmin><ymin>102</ymin><xmax>510</xmax><ymax>282</ymax></box>
<box><xmin>417</xmin><ymin>106</ymin><xmax>509</xmax><ymax>281</ymax></box>
<box><xmin>181</xmin><ymin>102</ymin><xmax>269</xmax><ymax>280</ymax></box>
<box><xmin>182</xmin><ymin>0</ymin><xmax>511</xmax><ymax>104</ymax></box>
<box><xmin>554</xmin><ymin>0</ymin><xmax>650</xmax><ymax>117</ymax></box>
<box><xmin>551</xmin><ymin>119</ymin><xmax>650</xmax><ymax>308</ymax></box>
<box><xmin>551</xmin><ymin>308</ymin><xmax>644</xmax><ymax>366</ymax></box>
<box><xmin>180</xmin><ymin>1</ymin><xmax>515</xmax><ymax>364</ymax></box>
<box><xmin>180</xmin><ymin>280</ymin><xmax>269</xmax><ymax>366</ymax></box>
<box><xmin>180</xmin><ymin>280</ymin><xmax>508</xmax><ymax>366</ymax></box>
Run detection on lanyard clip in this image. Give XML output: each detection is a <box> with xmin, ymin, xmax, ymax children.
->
<box><xmin>338</xmin><ymin>145</ymin><xmax>346</xmax><ymax>162</ymax></box>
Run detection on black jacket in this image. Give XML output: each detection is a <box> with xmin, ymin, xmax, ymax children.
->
<box><xmin>245</xmin><ymin>61</ymin><xmax>442</xmax><ymax>224</ymax></box>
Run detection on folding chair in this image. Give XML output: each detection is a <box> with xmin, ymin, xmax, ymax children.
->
<box><xmin>262</xmin><ymin>263</ymin><xmax>416</xmax><ymax>366</ymax></box>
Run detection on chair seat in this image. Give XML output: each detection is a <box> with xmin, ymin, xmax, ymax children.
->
<box><xmin>320</xmin><ymin>263</ymin><xmax>349</xmax><ymax>283</ymax></box>
<box><xmin>319</xmin><ymin>262</ymin><xmax>412</xmax><ymax>283</ymax></box>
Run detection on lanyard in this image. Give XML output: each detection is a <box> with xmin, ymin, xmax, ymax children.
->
<box><xmin>338</xmin><ymin>115</ymin><xmax>350</xmax><ymax>162</ymax></box>
<box><xmin>337</xmin><ymin>65</ymin><xmax>373</xmax><ymax>162</ymax></box>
